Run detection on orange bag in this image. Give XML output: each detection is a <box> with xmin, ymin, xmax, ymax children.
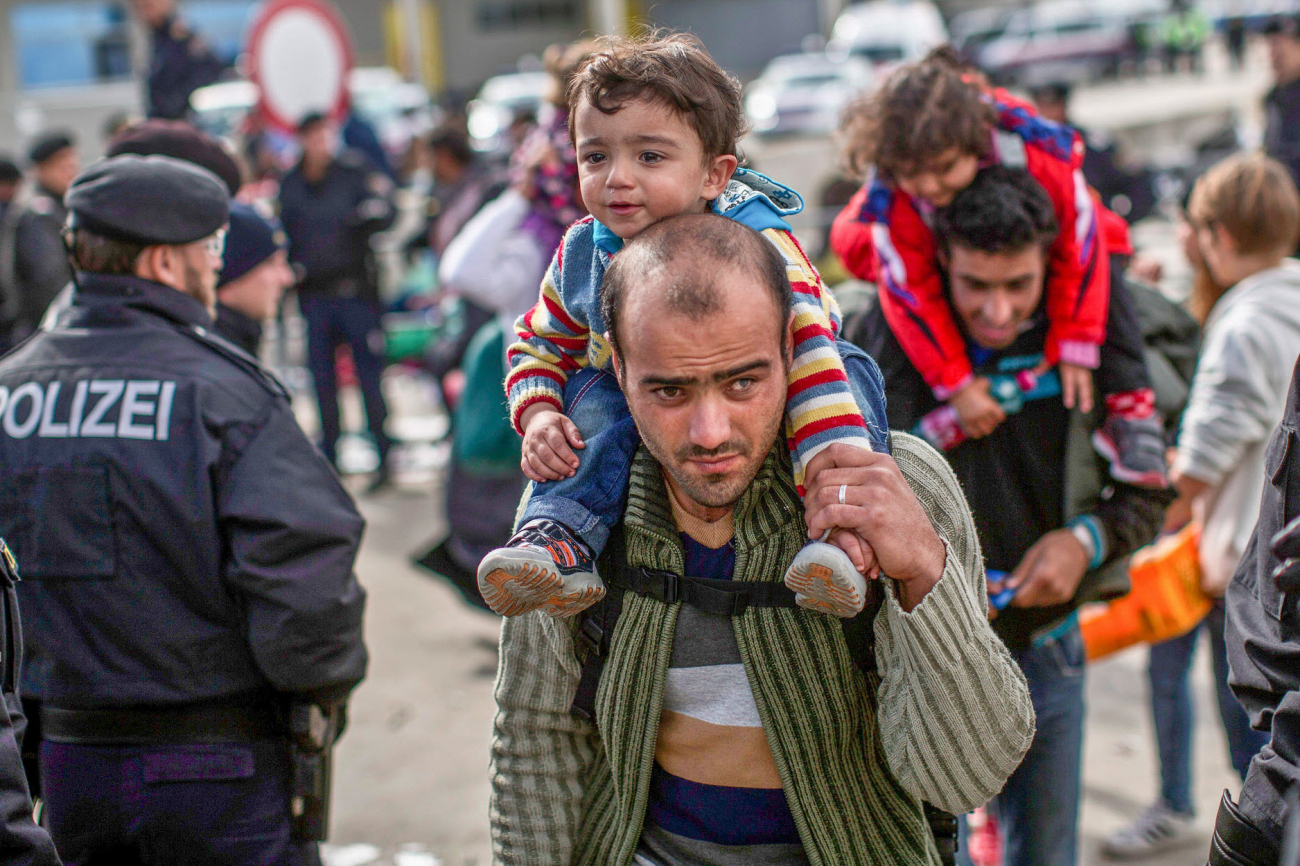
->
<box><xmin>1079</xmin><ymin>524</ymin><xmax>1214</xmax><ymax>661</ymax></box>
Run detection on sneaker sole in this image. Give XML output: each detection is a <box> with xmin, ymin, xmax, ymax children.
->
<box><xmin>786</xmin><ymin>560</ymin><xmax>866</xmax><ymax>618</ymax></box>
<box><xmin>479</xmin><ymin>562</ymin><xmax>567</xmax><ymax>617</ymax></box>
<box><xmin>541</xmin><ymin>584</ymin><xmax>607</xmax><ymax>619</ymax></box>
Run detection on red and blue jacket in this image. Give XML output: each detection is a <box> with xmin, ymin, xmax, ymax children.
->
<box><xmin>830</xmin><ymin>89</ymin><xmax>1109</xmax><ymax>400</ymax></box>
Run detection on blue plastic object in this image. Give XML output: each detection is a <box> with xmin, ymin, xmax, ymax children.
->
<box><xmin>987</xmin><ymin>568</ymin><xmax>1017</xmax><ymax>610</ymax></box>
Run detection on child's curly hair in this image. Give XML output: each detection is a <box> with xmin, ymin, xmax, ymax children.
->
<box><xmin>567</xmin><ymin>29</ymin><xmax>749</xmax><ymax>160</ymax></box>
<box><xmin>839</xmin><ymin>46</ymin><xmax>995</xmax><ymax>181</ymax></box>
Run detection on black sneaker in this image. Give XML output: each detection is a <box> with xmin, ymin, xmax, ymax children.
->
<box><xmin>1092</xmin><ymin>414</ymin><xmax>1169</xmax><ymax>488</ymax></box>
<box><xmin>477</xmin><ymin>519</ymin><xmax>606</xmax><ymax>618</ymax></box>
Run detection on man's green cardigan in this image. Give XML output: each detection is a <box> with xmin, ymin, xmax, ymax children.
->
<box><xmin>490</xmin><ymin>432</ymin><xmax>1035</xmax><ymax>865</ymax></box>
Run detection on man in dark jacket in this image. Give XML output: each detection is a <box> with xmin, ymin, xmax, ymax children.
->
<box><xmin>1212</xmin><ymin>354</ymin><xmax>1300</xmax><ymax>865</ymax></box>
<box><xmin>279</xmin><ymin>113</ymin><xmax>397</xmax><ymax>486</ymax></box>
<box><xmin>0</xmin><ymin>132</ymin><xmax>79</xmax><ymax>350</ymax></box>
<box><xmin>849</xmin><ymin>166</ymin><xmax>1170</xmax><ymax>866</ymax></box>
<box><xmin>0</xmin><ymin>154</ymin><xmax>367</xmax><ymax>864</ymax></box>
<box><xmin>131</xmin><ymin>0</ymin><xmax>227</xmax><ymax>120</ymax></box>
<box><xmin>1265</xmin><ymin>15</ymin><xmax>1300</xmax><ymax>194</ymax></box>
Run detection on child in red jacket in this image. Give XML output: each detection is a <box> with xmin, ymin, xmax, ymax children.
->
<box><xmin>831</xmin><ymin>51</ymin><xmax>1167</xmax><ymax>486</ymax></box>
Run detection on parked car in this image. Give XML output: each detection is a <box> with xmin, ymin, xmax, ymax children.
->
<box><xmin>949</xmin><ymin>6</ymin><xmax>1016</xmax><ymax>64</ymax></box>
<box><xmin>190</xmin><ymin>66</ymin><xmax>437</xmax><ymax>163</ymax></box>
<box><xmin>976</xmin><ymin>0</ymin><xmax>1133</xmax><ymax>87</ymax></box>
<box><xmin>465</xmin><ymin>71</ymin><xmax>551</xmax><ymax>154</ymax></box>
<box><xmin>828</xmin><ymin>0</ymin><xmax>948</xmax><ymax>71</ymax></box>
<box><xmin>745</xmin><ymin>52</ymin><xmax>875</xmax><ymax>137</ymax></box>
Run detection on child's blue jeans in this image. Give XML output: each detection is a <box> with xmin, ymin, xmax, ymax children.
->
<box><xmin>518</xmin><ymin>339</ymin><xmax>891</xmax><ymax>554</ymax></box>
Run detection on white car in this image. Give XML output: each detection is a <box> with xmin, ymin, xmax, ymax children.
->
<box><xmin>746</xmin><ymin>52</ymin><xmax>875</xmax><ymax>137</ymax></box>
<box><xmin>829</xmin><ymin>0</ymin><xmax>949</xmax><ymax>71</ymax></box>
<box><xmin>466</xmin><ymin>71</ymin><xmax>552</xmax><ymax>154</ymax></box>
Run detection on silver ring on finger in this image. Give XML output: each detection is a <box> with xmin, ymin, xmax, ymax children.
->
<box><xmin>838</xmin><ymin>484</ymin><xmax>847</xmax><ymax>505</ymax></box>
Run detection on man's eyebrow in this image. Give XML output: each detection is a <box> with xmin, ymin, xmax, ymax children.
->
<box><xmin>714</xmin><ymin>360</ymin><xmax>771</xmax><ymax>381</ymax></box>
<box><xmin>638</xmin><ymin>360</ymin><xmax>772</xmax><ymax>388</ymax></box>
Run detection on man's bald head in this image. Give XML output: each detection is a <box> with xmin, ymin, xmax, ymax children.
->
<box><xmin>601</xmin><ymin>213</ymin><xmax>793</xmax><ymax>363</ymax></box>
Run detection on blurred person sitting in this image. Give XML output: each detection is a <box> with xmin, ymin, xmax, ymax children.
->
<box><xmin>1265</xmin><ymin>15</ymin><xmax>1300</xmax><ymax>198</ymax></box>
<box><xmin>131</xmin><ymin>0</ymin><xmax>228</xmax><ymax>120</ymax></box>
<box><xmin>215</xmin><ymin>203</ymin><xmax>296</xmax><ymax>357</ymax></box>
<box><xmin>279</xmin><ymin>112</ymin><xmax>397</xmax><ymax>488</ymax></box>
<box><xmin>1101</xmin><ymin>154</ymin><xmax>1300</xmax><ymax>860</ymax></box>
<box><xmin>0</xmin><ymin>132</ymin><xmax>79</xmax><ymax>349</ymax></box>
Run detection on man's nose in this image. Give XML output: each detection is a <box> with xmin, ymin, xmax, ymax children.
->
<box><xmin>984</xmin><ymin>291</ymin><xmax>1014</xmax><ymax>326</ymax></box>
<box><xmin>688</xmin><ymin>395</ymin><xmax>731</xmax><ymax>451</ymax></box>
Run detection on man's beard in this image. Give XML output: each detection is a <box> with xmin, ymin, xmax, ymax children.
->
<box><xmin>182</xmin><ymin>261</ymin><xmax>215</xmax><ymax>314</ymax></box>
<box><xmin>636</xmin><ymin>404</ymin><xmax>786</xmax><ymax>512</ymax></box>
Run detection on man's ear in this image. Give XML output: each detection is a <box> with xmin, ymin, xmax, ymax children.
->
<box><xmin>784</xmin><ymin>310</ymin><xmax>796</xmax><ymax>369</ymax></box>
<box><xmin>607</xmin><ymin>332</ymin><xmax>623</xmax><ymax>382</ymax></box>
<box><xmin>703</xmin><ymin>154</ymin><xmax>739</xmax><ymax>201</ymax></box>
<box><xmin>1212</xmin><ymin>222</ymin><xmax>1240</xmax><ymax>257</ymax></box>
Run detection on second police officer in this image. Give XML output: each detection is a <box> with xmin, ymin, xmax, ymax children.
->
<box><xmin>0</xmin><ymin>154</ymin><xmax>367</xmax><ymax>864</ymax></box>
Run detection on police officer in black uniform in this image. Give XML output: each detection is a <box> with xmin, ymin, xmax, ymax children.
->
<box><xmin>279</xmin><ymin>113</ymin><xmax>397</xmax><ymax>486</ymax></box>
<box><xmin>1211</xmin><ymin>354</ymin><xmax>1300</xmax><ymax>866</ymax></box>
<box><xmin>0</xmin><ymin>132</ymin><xmax>79</xmax><ymax>351</ymax></box>
<box><xmin>1265</xmin><ymin>15</ymin><xmax>1300</xmax><ymax>197</ymax></box>
<box><xmin>0</xmin><ymin>540</ymin><xmax>60</xmax><ymax>865</ymax></box>
<box><xmin>0</xmin><ymin>154</ymin><xmax>367</xmax><ymax>864</ymax></box>
<box><xmin>131</xmin><ymin>0</ymin><xmax>227</xmax><ymax>120</ymax></box>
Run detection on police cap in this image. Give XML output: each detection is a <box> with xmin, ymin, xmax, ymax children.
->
<box><xmin>28</xmin><ymin>131</ymin><xmax>76</xmax><ymax>167</ymax></box>
<box><xmin>107</xmin><ymin>120</ymin><xmax>243</xmax><ymax>196</ymax></box>
<box><xmin>66</xmin><ymin>154</ymin><xmax>230</xmax><ymax>246</ymax></box>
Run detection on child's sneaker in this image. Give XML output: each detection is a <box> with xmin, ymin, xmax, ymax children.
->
<box><xmin>477</xmin><ymin>519</ymin><xmax>606</xmax><ymax>618</ymax></box>
<box><xmin>1092</xmin><ymin>414</ymin><xmax>1169</xmax><ymax>488</ymax></box>
<box><xmin>784</xmin><ymin>541</ymin><xmax>867</xmax><ymax>618</ymax></box>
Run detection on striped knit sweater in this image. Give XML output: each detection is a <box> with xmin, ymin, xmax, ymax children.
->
<box><xmin>490</xmin><ymin>432</ymin><xmax>1036</xmax><ymax>865</ymax></box>
<box><xmin>505</xmin><ymin>169</ymin><xmax>873</xmax><ymax>493</ymax></box>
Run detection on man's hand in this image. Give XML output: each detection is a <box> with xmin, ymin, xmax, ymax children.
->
<box><xmin>803</xmin><ymin>445</ymin><xmax>947</xmax><ymax>611</ymax></box>
<box><xmin>951</xmin><ymin>377</ymin><xmax>1006</xmax><ymax>439</ymax></box>
<box><xmin>1058</xmin><ymin>363</ymin><xmax>1095</xmax><ymax>414</ymax></box>
<box><xmin>1007</xmin><ymin>528</ymin><xmax>1089</xmax><ymax>608</ymax></box>
<box><xmin>519</xmin><ymin>404</ymin><xmax>584</xmax><ymax>483</ymax></box>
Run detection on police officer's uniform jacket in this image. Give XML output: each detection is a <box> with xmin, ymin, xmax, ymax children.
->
<box><xmin>278</xmin><ymin>150</ymin><xmax>396</xmax><ymax>303</ymax></box>
<box><xmin>0</xmin><ymin>272</ymin><xmax>368</xmax><ymax>714</ymax></box>
<box><xmin>0</xmin><ymin>185</ymin><xmax>72</xmax><ymax>341</ymax></box>
<box><xmin>146</xmin><ymin>13</ymin><xmax>226</xmax><ymax>120</ymax></box>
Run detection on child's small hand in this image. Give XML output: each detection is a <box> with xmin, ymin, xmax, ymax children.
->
<box><xmin>826</xmin><ymin>528</ymin><xmax>880</xmax><ymax>579</ymax></box>
<box><xmin>1058</xmin><ymin>363</ymin><xmax>1095</xmax><ymax>413</ymax></box>
<box><xmin>520</xmin><ymin>406</ymin><xmax>585</xmax><ymax>483</ymax></box>
<box><xmin>950</xmin><ymin>378</ymin><xmax>1006</xmax><ymax>438</ymax></box>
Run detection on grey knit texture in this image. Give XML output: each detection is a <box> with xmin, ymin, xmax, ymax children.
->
<box><xmin>489</xmin><ymin>432</ymin><xmax>1035</xmax><ymax>865</ymax></box>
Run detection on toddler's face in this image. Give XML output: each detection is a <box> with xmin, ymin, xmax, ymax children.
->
<box><xmin>895</xmin><ymin>148</ymin><xmax>980</xmax><ymax>209</ymax></box>
<box><xmin>573</xmin><ymin>97</ymin><xmax>735</xmax><ymax>239</ymax></box>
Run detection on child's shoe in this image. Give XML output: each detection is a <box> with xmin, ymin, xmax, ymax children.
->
<box><xmin>1092</xmin><ymin>414</ymin><xmax>1169</xmax><ymax>489</ymax></box>
<box><xmin>477</xmin><ymin>518</ymin><xmax>606</xmax><ymax>618</ymax></box>
<box><xmin>784</xmin><ymin>541</ymin><xmax>867</xmax><ymax>617</ymax></box>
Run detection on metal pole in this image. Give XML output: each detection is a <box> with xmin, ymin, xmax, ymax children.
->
<box><xmin>398</xmin><ymin>0</ymin><xmax>422</xmax><ymax>82</ymax></box>
<box><xmin>591</xmin><ymin>0</ymin><xmax>627</xmax><ymax>36</ymax></box>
